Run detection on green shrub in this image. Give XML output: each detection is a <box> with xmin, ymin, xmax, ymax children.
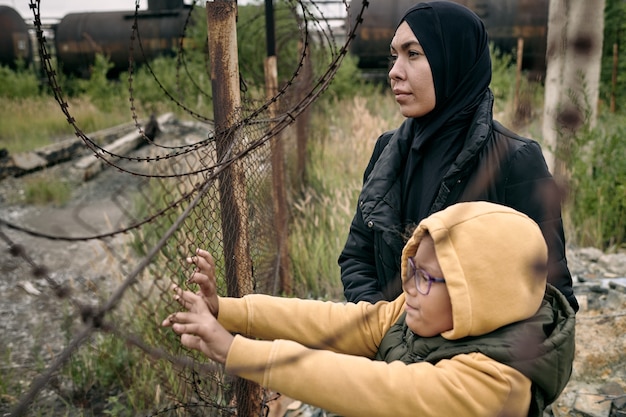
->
<box><xmin>322</xmin><ymin>53</ymin><xmax>378</xmax><ymax>101</ymax></box>
<box><xmin>489</xmin><ymin>44</ymin><xmax>515</xmax><ymax>105</ymax></box>
<box><xmin>126</xmin><ymin>53</ymin><xmax>213</xmax><ymax>118</ymax></box>
<box><xmin>567</xmin><ymin>114</ymin><xmax>626</xmax><ymax>249</ymax></box>
<box><xmin>75</xmin><ymin>54</ymin><xmax>126</xmax><ymax>112</ymax></box>
<box><xmin>601</xmin><ymin>0</ymin><xmax>626</xmax><ymax>112</ymax></box>
<box><xmin>0</xmin><ymin>61</ymin><xmax>41</xmax><ymax>99</ymax></box>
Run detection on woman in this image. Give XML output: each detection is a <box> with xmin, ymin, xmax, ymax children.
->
<box><xmin>339</xmin><ymin>1</ymin><xmax>578</xmax><ymax>311</ymax></box>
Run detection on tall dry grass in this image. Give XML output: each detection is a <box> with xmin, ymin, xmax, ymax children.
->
<box><xmin>0</xmin><ymin>96</ymin><xmax>132</xmax><ymax>153</ymax></box>
<box><xmin>288</xmin><ymin>93</ymin><xmax>405</xmax><ymax>300</ymax></box>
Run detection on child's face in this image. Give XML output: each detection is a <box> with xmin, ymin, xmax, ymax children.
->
<box><xmin>402</xmin><ymin>235</ymin><xmax>453</xmax><ymax>337</ymax></box>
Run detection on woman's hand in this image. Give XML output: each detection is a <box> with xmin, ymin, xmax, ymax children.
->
<box><xmin>162</xmin><ymin>285</ymin><xmax>234</xmax><ymax>364</ymax></box>
<box><xmin>186</xmin><ymin>248</ymin><xmax>219</xmax><ymax>317</ymax></box>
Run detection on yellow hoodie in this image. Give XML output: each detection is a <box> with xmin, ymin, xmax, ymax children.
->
<box><xmin>218</xmin><ymin>201</ymin><xmax>566</xmax><ymax>417</ymax></box>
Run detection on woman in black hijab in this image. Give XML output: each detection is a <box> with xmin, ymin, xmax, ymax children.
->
<box><xmin>339</xmin><ymin>1</ymin><xmax>579</xmax><ymax>311</ymax></box>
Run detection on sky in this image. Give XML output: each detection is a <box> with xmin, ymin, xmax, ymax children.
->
<box><xmin>0</xmin><ymin>0</ymin><xmax>152</xmax><ymax>20</ymax></box>
<box><xmin>0</xmin><ymin>0</ymin><xmax>344</xmax><ymax>24</ymax></box>
<box><xmin>0</xmin><ymin>0</ymin><xmax>263</xmax><ymax>20</ymax></box>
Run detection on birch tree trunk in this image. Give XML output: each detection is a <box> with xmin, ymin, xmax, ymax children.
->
<box><xmin>541</xmin><ymin>0</ymin><xmax>605</xmax><ymax>183</ymax></box>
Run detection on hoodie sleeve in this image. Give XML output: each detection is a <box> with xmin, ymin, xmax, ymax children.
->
<box><xmin>218</xmin><ymin>294</ymin><xmax>405</xmax><ymax>357</ymax></box>
<box><xmin>225</xmin><ymin>342</ymin><xmax>532</xmax><ymax>417</ymax></box>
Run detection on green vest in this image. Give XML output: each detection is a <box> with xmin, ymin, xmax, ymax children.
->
<box><xmin>375</xmin><ymin>285</ymin><xmax>575</xmax><ymax>417</ymax></box>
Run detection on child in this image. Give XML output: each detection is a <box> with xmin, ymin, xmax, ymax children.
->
<box><xmin>163</xmin><ymin>201</ymin><xmax>575</xmax><ymax>417</ymax></box>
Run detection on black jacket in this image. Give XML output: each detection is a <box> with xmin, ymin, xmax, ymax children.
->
<box><xmin>339</xmin><ymin>92</ymin><xmax>579</xmax><ymax>311</ymax></box>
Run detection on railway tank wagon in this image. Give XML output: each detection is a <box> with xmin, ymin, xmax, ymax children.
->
<box><xmin>54</xmin><ymin>0</ymin><xmax>191</xmax><ymax>78</ymax></box>
<box><xmin>348</xmin><ymin>0</ymin><xmax>549</xmax><ymax>77</ymax></box>
<box><xmin>0</xmin><ymin>5</ymin><xmax>33</xmax><ymax>70</ymax></box>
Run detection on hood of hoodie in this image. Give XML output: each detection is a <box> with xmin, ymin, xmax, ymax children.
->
<box><xmin>401</xmin><ymin>201</ymin><xmax>548</xmax><ymax>340</ymax></box>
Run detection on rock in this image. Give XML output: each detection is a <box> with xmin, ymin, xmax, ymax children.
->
<box><xmin>10</xmin><ymin>151</ymin><xmax>47</xmax><ymax>172</ymax></box>
<box><xmin>609</xmin><ymin>279</ymin><xmax>626</xmax><ymax>295</ymax></box>
<box><xmin>599</xmin><ymin>253</ymin><xmax>626</xmax><ymax>276</ymax></box>
<box><xmin>572</xmin><ymin>392</ymin><xmax>612</xmax><ymax>417</ymax></box>
<box><xmin>17</xmin><ymin>280</ymin><xmax>41</xmax><ymax>296</ymax></box>
<box><xmin>578</xmin><ymin>247</ymin><xmax>605</xmax><ymax>263</ymax></box>
<box><xmin>74</xmin><ymin>112</ymin><xmax>176</xmax><ymax>181</ymax></box>
<box><xmin>600</xmin><ymin>381</ymin><xmax>626</xmax><ymax>411</ymax></box>
<box><xmin>0</xmin><ymin>115</ymin><xmax>173</xmax><ymax>181</ymax></box>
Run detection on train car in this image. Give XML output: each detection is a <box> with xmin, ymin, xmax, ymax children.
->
<box><xmin>54</xmin><ymin>0</ymin><xmax>191</xmax><ymax>78</ymax></box>
<box><xmin>348</xmin><ymin>0</ymin><xmax>549</xmax><ymax>76</ymax></box>
<box><xmin>0</xmin><ymin>5</ymin><xmax>33</xmax><ymax>70</ymax></box>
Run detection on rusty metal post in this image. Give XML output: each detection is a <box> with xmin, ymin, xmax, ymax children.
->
<box><xmin>264</xmin><ymin>0</ymin><xmax>292</xmax><ymax>295</ymax></box>
<box><xmin>206</xmin><ymin>0</ymin><xmax>251</xmax><ymax>297</ymax></box>
<box><xmin>206</xmin><ymin>1</ymin><xmax>260</xmax><ymax>416</ymax></box>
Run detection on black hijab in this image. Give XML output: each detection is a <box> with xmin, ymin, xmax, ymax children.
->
<box><xmin>399</xmin><ymin>1</ymin><xmax>492</xmax><ymax>224</ymax></box>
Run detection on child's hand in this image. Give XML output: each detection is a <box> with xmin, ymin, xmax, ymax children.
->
<box><xmin>186</xmin><ymin>248</ymin><xmax>219</xmax><ymax>317</ymax></box>
<box><xmin>162</xmin><ymin>285</ymin><xmax>234</xmax><ymax>364</ymax></box>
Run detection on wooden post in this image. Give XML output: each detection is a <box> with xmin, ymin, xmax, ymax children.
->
<box><xmin>513</xmin><ymin>37</ymin><xmax>525</xmax><ymax>128</ymax></box>
<box><xmin>611</xmin><ymin>42</ymin><xmax>618</xmax><ymax>113</ymax></box>
<box><xmin>206</xmin><ymin>1</ymin><xmax>260</xmax><ymax>415</ymax></box>
<box><xmin>265</xmin><ymin>56</ymin><xmax>292</xmax><ymax>295</ymax></box>
<box><xmin>264</xmin><ymin>0</ymin><xmax>292</xmax><ymax>296</ymax></box>
<box><xmin>514</xmin><ymin>38</ymin><xmax>524</xmax><ymax>114</ymax></box>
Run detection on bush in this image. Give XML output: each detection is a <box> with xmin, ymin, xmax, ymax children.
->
<box><xmin>601</xmin><ymin>0</ymin><xmax>626</xmax><ymax>112</ymax></box>
<box><xmin>322</xmin><ymin>53</ymin><xmax>378</xmax><ymax>101</ymax></box>
<box><xmin>75</xmin><ymin>54</ymin><xmax>125</xmax><ymax>112</ymax></box>
<box><xmin>0</xmin><ymin>61</ymin><xmax>41</xmax><ymax>99</ymax></box>
<box><xmin>567</xmin><ymin>114</ymin><xmax>626</xmax><ymax>249</ymax></box>
<box><xmin>489</xmin><ymin>44</ymin><xmax>515</xmax><ymax>105</ymax></box>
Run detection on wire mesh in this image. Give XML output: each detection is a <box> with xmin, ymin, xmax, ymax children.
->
<box><xmin>0</xmin><ymin>0</ymin><xmax>366</xmax><ymax>415</ymax></box>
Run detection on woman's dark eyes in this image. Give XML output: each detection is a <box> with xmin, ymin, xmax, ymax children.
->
<box><xmin>388</xmin><ymin>51</ymin><xmax>422</xmax><ymax>66</ymax></box>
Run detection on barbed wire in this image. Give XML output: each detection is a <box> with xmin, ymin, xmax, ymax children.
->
<box><xmin>3</xmin><ymin>0</ymin><xmax>369</xmax><ymax>416</ymax></box>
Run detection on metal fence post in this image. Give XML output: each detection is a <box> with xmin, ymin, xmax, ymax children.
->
<box><xmin>206</xmin><ymin>1</ymin><xmax>261</xmax><ymax>415</ymax></box>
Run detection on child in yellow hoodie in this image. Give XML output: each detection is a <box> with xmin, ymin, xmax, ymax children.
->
<box><xmin>162</xmin><ymin>201</ymin><xmax>575</xmax><ymax>417</ymax></box>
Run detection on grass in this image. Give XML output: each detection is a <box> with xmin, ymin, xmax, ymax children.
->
<box><xmin>22</xmin><ymin>174</ymin><xmax>73</xmax><ymax>206</ymax></box>
<box><xmin>0</xmin><ymin>347</ymin><xmax>22</xmax><ymax>408</ymax></box>
<box><xmin>57</xmin><ymin>307</ymin><xmax>181</xmax><ymax>416</ymax></box>
<box><xmin>289</xmin><ymin>94</ymin><xmax>404</xmax><ymax>299</ymax></box>
<box><xmin>0</xmin><ymin>97</ymin><xmax>131</xmax><ymax>154</ymax></box>
<box><xmin>565</xmin><ymin>114</ymin><xmax>626</xmax><ymax>249</ymax></box>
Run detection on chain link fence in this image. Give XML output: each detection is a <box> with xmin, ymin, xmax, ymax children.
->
<box><xmin>0</xmin><ymin>0</ymin><xmax>366</xmax><ymax>415</ymax></box>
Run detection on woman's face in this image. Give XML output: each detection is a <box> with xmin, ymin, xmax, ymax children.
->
<box><xmin>389</xmin><ymin>21</ymin><xmax>436</xmax><ymax>118</ymax></box>
<box><xmin>402</xmin><ymin>234</ymin><xmax>453</xmax><ymax>337</ymax></box>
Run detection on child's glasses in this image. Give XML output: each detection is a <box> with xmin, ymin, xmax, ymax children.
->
<box><xmin>407</xmin><ymin>257</ymin><xmax>446</xmax><ymax>295</ymax></box>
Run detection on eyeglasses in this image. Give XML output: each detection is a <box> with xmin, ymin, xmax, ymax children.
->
<box><xmin>407</xmin><ymin>257</ymin><xmax>446</xmax><ymax>295</ymax></box>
